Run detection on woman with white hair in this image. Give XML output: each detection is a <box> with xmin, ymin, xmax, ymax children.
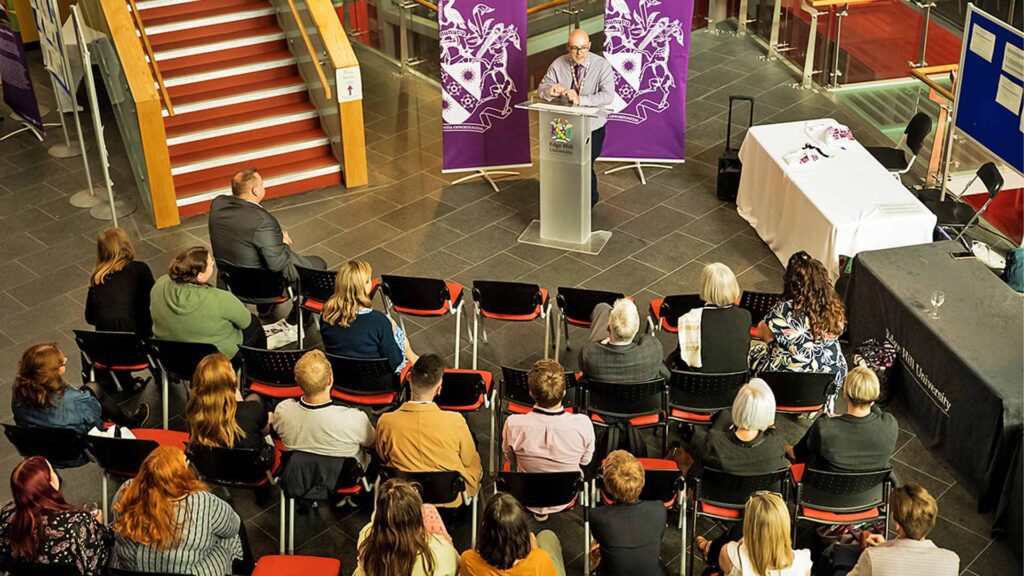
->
<box><xmin>672</xmin><ymin>263</ymin><xmax>751</xmax><ymax>373</ymax></box>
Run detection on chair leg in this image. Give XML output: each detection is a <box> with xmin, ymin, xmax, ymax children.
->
<box><xmin>554</xmin><ymin>309</ymin><xmax>562</xmax><ymax>363</ymax></box>
<box><xmin>679</xmin><ymin>490</ymin><xmax>686</xmax><ymax>576</ymax></box>
<box><xmin>279</xmin><ymin>491</ymin><xmax>286</xmax><ymax>555</ymax></box>
<box><xmin>453</xmin><ymin>304</ymin><xmax>462</xmax><ymax>369</ymax></box>
<box><xmin>472</xmin><ymin>310</ymin><xmax>479</xmax><ymax>370</ymax></box>
<box><xmin>101</xmin><ymin>475</ymin><xmax>109</xmax><ymax>525</ymax></box>
<box><xmin>583</xmin><ymin>511</ymin><xmax>591</xmax><ymax>575</ymax></box>
<box><xmin>543</xmin><ymin>313</ymin><xmax>551</xmax><ymax>360</ymax></box>
<box><xmin>489</xmin><ymin>394</ymin><xmax>497</xmax><ymax>476</ymax></box>
<box><xmin>161</xmin><ymin>372</ymin><xmax>170</xmax><ymax>430</ymax></box>
<box><xmin>298</xmin><ymin>306</ymin><xmax>304</xmax><ymax>348</ymax></box>
<box><xmin>470</xmin><ymin>496</ymin><xmax>478</xmax><ymax>549</ymax></box>
<box><xmin>288</xmin><ymin>497</ymin><xmax>296</xmax><ymax>555</ymax></box>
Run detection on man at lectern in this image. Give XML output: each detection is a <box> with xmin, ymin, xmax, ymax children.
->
<box><xmin>538</xmin><ymin>29</ymin><xmax>616</xmax><ymax>207</ymax></box>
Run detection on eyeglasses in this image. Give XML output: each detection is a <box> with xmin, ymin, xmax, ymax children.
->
<box><xmin>568</xmin><ymin>45</ymin><xmax>590</xmax><ymax>52</ymax></box>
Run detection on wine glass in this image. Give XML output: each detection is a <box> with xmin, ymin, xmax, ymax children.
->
<box><xmin>929</xmin><ymin>290</ymin><xmax>945</xmax><ymax>319</ymax></box>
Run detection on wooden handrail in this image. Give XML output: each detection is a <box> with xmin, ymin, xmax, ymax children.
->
<box><xmin>126</xmin><ymin>0</ymin><xmax>174</xmax><ymax>116</ymax></box>
<box><xmin>909</xmin><ymin>64</ymin><xmax>957</xmax><ymax>101</ymax></box>
<box><xmin>285</xmin><ymin>0</ymin><xmax>332</xmax><ymax>100</ymax></box>
<box><xmin>528</xmin><ymin>0</ymin><xmax>575</xmax><ymax>14</ymax></box>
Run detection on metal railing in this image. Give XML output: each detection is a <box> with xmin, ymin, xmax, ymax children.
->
<box><xmin>285</xmin><ymin>0</ymin><xmax>333</xmax><ymax>99</ymax></box>
<box><xmin>126</xmin><ymin>0</ymin><xmax>174</xmax><ymax>116</ymax></box>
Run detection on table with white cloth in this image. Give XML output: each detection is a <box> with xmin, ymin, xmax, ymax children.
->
<box><xmin>736</xmin><ymin>119</ymin><xmax>937</xmax><ymax>277</ymax></box>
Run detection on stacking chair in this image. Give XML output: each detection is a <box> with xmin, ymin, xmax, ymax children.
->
<box><xmin>433</xmin><ymin>368</ymin><xmax>494</xmax><ymax>413</ymax></box>
<box><xmin>646</xmin><ymin>294</ymin><xmax>704</xmax><ymax>334</ymax></box>
<box><xmin>921</xmin><ymin>161</ymin><xmax>1004</xmax><ymax>246</ymax></box>
<box><xmin>325</xmin><ymin>353</ymin><xmax>403</xmax><ymax>410</ymax></box>
<box><xmin>471</xmin><ymin>280</ymin><xmax>551</xmax><ymax>369</ymax></box>
<box><xmin>149</xmin><ymin>339</ymin><xmax>219</xmax><ymax>429</ymax></box>
<box><xmin>8</xmin><ymin>563</ymin><xmax>80</xmax><ymax>576</ymax></box>
<box><xmin>864</xmin><ymin>112</ymin><xmax>932</xmax><ymax>179</ymax></box>
<box><xmin>381</xmin><ymin>467</ymin><xmax>479</xmax><ymax>547</ymax></box>
<box><xmin>793</xmin><ymin>468</ymin><xmax>892</xmax><ymax>546</ymax></box>
<box><xmin>240</xmin><ymin>346</ymin><xmax>310</xmax><ymax>400</ymax></box>
<box><xmin>738</xmin><ymin>291</ymin><xmax>783</xmax><ymax>338</ymax></box>
<box><xmin>85</xmin><ymin>434</ymin><xmax>161</xmax><ymax>520</ymax></box>
<box><xmin>217</xmin><ymin>261</ymin><xmax>293</xmax><ymax>306</ymax></box>
<box><xmin>553</xmin><ymin>287</ymin><xmax>625</xmax><ymax>362</ymax></box>
<box><xmin>253</xmin><ymin>555</ymin><xmax>342</xmax><ymax>576</ymax></box>
<box><xmin>490</xmin><ymin>366</ymin><xmax>579</xmax><ymax>475</ymax></box>
<box><xmin>582</xmin><ymin>378</ymin><xmax>669</xmax><ymax>455</ymax></box>
<box><xmin>3</xmin><ymin>424</ymin><xmax>88</xmax><ymax>469</ymax></box>
<box><xmin>497</xmin><ymin>470</ymin><xmax>591</xmax><ymax>573</ymax></box>
<box><xmin>381</xmin><ymin>274</ymin><xmax>468</xmax><ymax>368</ymax></box>
<box><xmin>73</xmin><ymin>329</ymin><xmax>153</xmax><ymax>393</ymax></box>
<box><xmin>667</xmin><ymin>369</ymin><xmax>748</xmax><ymax>428</ymax></box>
<box><xmin>689</xmin><ymin>467</ymin><xmax>791</xmax><ymax>576</ymax></box>
<box><xmin>760</xmin><ymin>371</ymin><xmax>835</xmax><ymax>415</ymax></box>
<box><xmin>295</xmin><ymin>266</ymin><xmax>381</xmax><ymax>346</ymax></box>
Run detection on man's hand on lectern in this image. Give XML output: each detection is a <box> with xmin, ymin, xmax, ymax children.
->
<box><xmin>564</xmin><ymin>89</ymin><xmax>580</xmax><ymax>105</ymax></box>
<box><xmin>548</xmin><ymin>84</ymin><xmax>566</xmax><ymax>98</ymax></box>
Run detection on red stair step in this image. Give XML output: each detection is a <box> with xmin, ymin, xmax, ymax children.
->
<box><xmin>169</xmin><ymin>121</ymin><xmax>323</xmax><ymax>160</ymax></box>
<box><xmin>139</xmin><ymin>1</ymin><xmax>271</xmax><ymax>28</ymax></box>
<box><xmin>158</xmin><ymin>39</ymin><xmax>287</xmax><ymax>74</ymax></box>
<box><xmin>166</xmin><ymin>101</ymin><xmax>316</xmax><ymax>139</ymax></box>
<box><xmin>165</xmin><ymin>89</ymin><xmax>310</xmax><ymax>131</ymax></box>
<box><xmin>166</xmin><ymin>65</ymin><xmax>298</xmax><ymax>99</ymax></box>
<box><xmin>172</xmin><ymin>142</ymin><xmax>333</xmax><ymax>188</ymax></box>
<box><xmin>175</xmin><ymin>155</ymin><xmax>340</xmax><ymax>205</ymax></box>
<box><xmin>137</xmin><ymin>0</ymin><xmax>259</xmax><ymax>22</ymax></box>
<box><xmin>148</xmin><ymin>15</ymin><xmax>277</xmax><ymax>48</ymax></box>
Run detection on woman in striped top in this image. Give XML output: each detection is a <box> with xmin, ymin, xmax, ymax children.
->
<box><xmin>111</xmin><ymin>446</ymin><xmax>245</xmax><ymax>576</ymax></box>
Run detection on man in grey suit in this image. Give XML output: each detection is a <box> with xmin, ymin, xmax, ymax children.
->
<box><xmin>579</xmin><ymin>298</ymin><xmax>669</xmax><ymax>384</ymax></box>
<box><xmin>208</xmin><ymin>167</ymin><xmax>327</xmax><ymax>285</ymax></box>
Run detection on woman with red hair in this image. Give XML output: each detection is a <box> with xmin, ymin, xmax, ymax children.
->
<box><xmin>0</xmin><ymin>456</ymin><xmax>113</xmax><ymax>574</ymax></box>
<box><xmin>111</xmin><ymin>446</ymin><xmax>248</xmax><ymax>576</ymax></box>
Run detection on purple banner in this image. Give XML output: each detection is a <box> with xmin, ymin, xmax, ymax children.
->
<box><xmin>439</xmin><ymin>0</ymin><xmax>531</xmax><ymax>172</ymax></box>
<box><xmin>600</xmin><ymin>0</ymin><xmax>693</xmax><ymax>161</ymax></box>
<box><xmin>0</xmin><ymin>0</ymin><xmax>43</xmax><ymax>133</ymax></box>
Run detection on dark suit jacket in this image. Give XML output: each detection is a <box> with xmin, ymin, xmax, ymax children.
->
<box><xmin>208</xmin><ymin>195</ymin><xmax>314</xmax><ymax>281</ymax></box>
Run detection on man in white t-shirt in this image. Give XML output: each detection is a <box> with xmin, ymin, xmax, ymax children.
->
<box><xmin>273</xmin><ymin>349</ymin><xmax>375</xmax><ymax>468</ymax></box>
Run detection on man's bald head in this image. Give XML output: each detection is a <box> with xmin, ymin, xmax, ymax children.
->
<box><xmin>567</xmin><ymin>29</ymin><xmax>591</xmax><ymax>63</ymax></box>
<box><xmin>231</xmin><ymin>167</ymin><xmax>265</xmax><ymax>202</ymax></box>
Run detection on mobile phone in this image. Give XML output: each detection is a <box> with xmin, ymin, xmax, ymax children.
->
<box><xmin>949</xmin><ymin>251</ymin><xmax>975</xmax><ymax>260</ymax></box>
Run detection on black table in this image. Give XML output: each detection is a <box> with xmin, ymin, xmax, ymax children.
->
<box><xmin>849</xmin><ymin>241</ymin><xmax>1023</xmax><ymax>541</ymax></box>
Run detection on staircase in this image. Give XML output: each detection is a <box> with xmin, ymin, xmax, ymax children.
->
<box><xmin>134</xmin><ymin>0</ymin><xmax>343</xmax><ymax>217</ymax></box>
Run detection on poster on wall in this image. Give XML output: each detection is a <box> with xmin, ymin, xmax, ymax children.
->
<box><xmin>0</xmin><ymin>0</ymin><xmax>44</xmax><ymax>134</ymax></box>
<box><xmin>599</xmin><ymin>0</ymin><xmax>694</xmax><ymax>162</ymax></box>
<box><xmin>439</xmin><ymin>0</ymin><xmax>531</xmax><ymax>173</ymax></box>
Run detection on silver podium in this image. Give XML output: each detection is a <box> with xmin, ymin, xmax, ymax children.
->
<box><xmin>515</xmin><ymin>101</ymin><xmax>612</xmax><ymax>255</ymax></box>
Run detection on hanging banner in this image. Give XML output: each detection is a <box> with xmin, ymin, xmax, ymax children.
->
<box><xmin>599</xmin><ymin>0</ymin><xmax>694</xmax><ymax>162</ymax></box>
<box><xmin>0</xmin><ymin>0</ymin><xmax>44</xmax><ymax>133</ymax></box>
<box><xmin>439</xmin><ymin>0</ymin><xmax>531</xmax><ymax>173</ymax></box>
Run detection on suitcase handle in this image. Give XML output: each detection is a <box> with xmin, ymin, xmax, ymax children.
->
<box><xmin>726</xmin><ymin>95</ymin><xmax>755</xmax><ymax>152</ymax></box>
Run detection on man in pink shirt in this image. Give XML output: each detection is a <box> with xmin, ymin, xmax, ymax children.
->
<box><xmin>502</xmin><ymin>358</ymin><xmax>596</xmax><ymax>520</ymax></box>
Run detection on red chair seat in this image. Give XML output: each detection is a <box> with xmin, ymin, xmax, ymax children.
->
<box><xmin>800</xmin><ymin>505</ymin><xmax>880</xmax><ymax>523</ymax></box>
<box><xmin>130</xmin><ymin>429</ymin><xmax>188</xmax><ymax>450</ymax></box>
<box><xmin>635</xmin><ymin>458</ymin><xmax>679</xmax><ymax>470</ymax></box>
<box><xmin>249</xmin><ymin>382</ymin><xmax>304</xmax><ymax>399</ymax></box>
<box><xmin>790</xmin><ymin>463</ymin><xmax>805</xmax><ymax>483</ymax></box>
<box><xmin>393</xmin><ymin>282</ymin><xmax>464</xmax><ymax>316</ymax></box>
<box><xmin>94</xmin><ymin>362</ymin><xmax>149</xmax><ymax>371</ymax></box>
<box><xmin>301</xmin><ymin>298</ymin><xmax>325</xmax><ymax>312</ymax></box>
<box><xmin>330</xmin><ymin>390</ymin><xmax>397</xmax><ymax>406</ymax></box>
<box><xmin>253</xmin><ymin>554</ymin><xmax>341</xmax><ymax>576</ymax></box>
<box><xmin>508</xmin><ymin>402</ymin><xmax>533</xmax><ymax>415</ymax></box>
<box><xmin>777</xmin><ymin>405</ymin><xmax>824</xmax><ymax>413</ymax></box>
<box><xmin>591</xmin><ymin>413</ymin><xmax>662</xmax><ymax>426</ymax></box>
<box><xmin>670</xmin><ymin>408</ymin><xmax>714</xmax><ymax>422</ymax></box>
<box><xmin>699</xmin><ymin>501</ymin><xmax>742</xmax><ymax>519</ymax></box>
<box><xmin>336</xmin><ymin>484</ymin><xmax>364</xmax><ymax>495</ymax></box>
<box><xmin>749</xmin><ymin>326</ymin><xmax>759</xmax><ymax>338</ymax></box>
<box><xmin>481</xmin><ymin>288</ymin><xmax>549</xmax><ymax>321</ymax></box>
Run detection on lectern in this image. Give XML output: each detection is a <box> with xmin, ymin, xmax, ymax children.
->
<box><xmin>515</xmin><ymin>101</ymin><xmax>612</xmax><ymax>255</ymax></box>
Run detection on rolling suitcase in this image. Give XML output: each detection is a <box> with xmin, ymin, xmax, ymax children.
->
<box><xmin>716</xmin><ymin>95</ymin><xmax>755</xmax><ymax>202</ymax></box>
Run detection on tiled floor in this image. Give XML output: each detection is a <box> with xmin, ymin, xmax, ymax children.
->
<box><xmin>0</xmin><ymin>28</ymin><xmax>1018</xmax><ymax>576</ymax></box>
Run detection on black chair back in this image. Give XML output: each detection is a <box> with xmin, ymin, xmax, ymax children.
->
<box><xmin>696</xmin><ymin>467</ymin><xmax>790</xmax><ymax>509</ymax></box>
<box><xmin>905</xmin><ymin>112</ymin><xmax>933</xmax><ymax>156</ymax></box>
<box><xmin>760</xmin><ymin>371</ymin><xmax>835</xmax><ymax>410</ymax></box>
<box><xmin>216</xmin><ymin>261</ymin><xmax>290</xmax><ymax>304</ymax></box>
<box><xmin>325</xmin><ymin>353</ymin><xmax>399</xmax><ymax>396</ymax></box>
<box><xmin>799</xmin><ymin>468</ymin><xmax>892</xmax><ymax>513</ymax></box>
<box><xmin>108</xmin><ymin>569</ymin><xmax>194</xmax><ymax>576</ymax></box>
<box><xmin>473</xmin><ymin>280</ymin><xmax>543</xmax><ymax>316</ymax></box>
<box><xmin>381</xmin><ymin>275</ymin><xmax>452</xmax><ymax>311</ymax></box>
<box><xmin>738</xmin><ymin>291</ymin><xmax>783</xmax><ymax>327</ymax></box>
<box><xmin>668</xmin><ymin>369</ymin><xmax>747</xmax><ymax>413</ymax></box>
<box><xmin>434</xmin><ymin>370</ymin><xmax>488</xmax><ymax>410</ymax></box>
<box><xmin>499</xmin><ymin>366</ymin><xmax>577</xmax><ymax>409</ymax></box>
<box><xmin>86</xmin><ymin>435</ymin><xmax>160</xmax><ymax>478</ymax></box>
<box><xmin>296</xmin><ymin>265</ymin><xmax>336</xmax><ymax>305</ymax></box>
<box><xmin>556</xmin><ymin>287</ymin><xmax>624</xmax><ymax>324</ymax></box>
<box><xmin>380</xmin><ymin>467</ymin><xmax>466</xmax><ymax>505</ymax></box>
<box><xmin>9</xmin><ymin>562</ymin><xmax>81</xmax><ymax>576</ymax></box>
<box><xmin>149</xmin><ymin>339</ymin><xmax>219</xmax><ymax>382</ymax></box>
<box><xmin>278</xmin><ymin>451</ymin><xmax>367</xmax><ymax>499</ymax></box>
<box><xmin>240</xmin><ymin>346</ymin><xmax>307</xmax><ymax>388</ymax></box>
<box><xmin>3</xmin><ymin>424</ymin><xmax>87</xmax><ymax>469</ymax></box>
<box><xmin>659</xmin><ymin>294</ymin><xmax>705</xmax><ymax>329</ymax></box>
<box><xmin>497</xmin><ymin>470</ymin><xmax>583</xmax><ymax>509</ymax></box>
<box><xmin>187</xmin><ymin>444</ymin><xmax>271</xmax><ymax>488</ymax></box>
<box><xmin>977</xmin><ymin>161</ymin><xmax>1004</xmax><ymax>198</ymax></box>
<box><xmin>582</xmin><ymin>378</ymin><xmax>667</xmax><ymax>420</ymax></box>
<box><xmin>73</xmin><ymin>329</ymin><xmax>150</xmax><ymax>371</ymax></box>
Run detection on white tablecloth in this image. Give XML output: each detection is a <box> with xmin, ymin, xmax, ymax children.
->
<box><xmin>736</xmin><ymin>119</ymin><xmax>937</xmax><ymax>278</ymax></box>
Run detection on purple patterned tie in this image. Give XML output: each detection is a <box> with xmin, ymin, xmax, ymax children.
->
<box><xmin>572</xmin><ymin>63</ymin><xmax>583</xmax><ymax>92</ymax></box>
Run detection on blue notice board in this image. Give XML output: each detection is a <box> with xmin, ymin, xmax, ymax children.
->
<box><xmin>954</xmin><ymin>5</ymin><xmax>1024</xmax><ymax>174</ymax></box>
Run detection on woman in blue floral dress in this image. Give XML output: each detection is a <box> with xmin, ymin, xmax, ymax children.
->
<box><xmin>749</xmin><ymin>252</ymin><xmax>848</xmax><ymax>412</ymax></box>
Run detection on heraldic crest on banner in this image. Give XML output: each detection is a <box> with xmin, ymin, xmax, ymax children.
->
<box><xmin>439</xmin><ymin>0</ymin><xmax>521</xmax><ymax>133</ymax></box>
<box><xmin>604</xmin><ymin>0</ymin><xmax>686</xmax><ymax>126</ymax></box>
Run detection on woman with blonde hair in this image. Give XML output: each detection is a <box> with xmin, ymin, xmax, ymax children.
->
<box><xmin>697</xmin><ymin>491</ymin><xmax>812</xmax><ymax>576</ymax></box>
<box><xmin>186</xmin><ymin>353</ymin><xmax>271</xmax><ymax>452</ymax></box>
<box><xmin>86</xmin><ymin>227</ymin><xmax>155</xmax><ymax>338</ymax></box>
<box><xmin>672</xmin><ymin>262</ymin><xmax>751</xmax><ymax>373</ymax></box>
<box><xmin>320</xmin><ymin>260</ymin><xmax>417</xmax><ymax>373</ymax></box>
<box><xmin>111</xmin><ymin>446</ymin><xmax>248</xmax><ymax>576</ymax></box>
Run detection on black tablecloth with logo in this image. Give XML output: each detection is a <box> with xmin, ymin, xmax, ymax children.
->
<box><xmin>849</xmin><ymin>241</ymin><xmax>1023</xmax><ymax>545</ymax></box>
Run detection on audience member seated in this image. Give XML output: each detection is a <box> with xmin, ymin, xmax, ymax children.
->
<box><xmin>320</xmin><ymin>259</ymin><xmax>418</xmax><ymax>373</ymax></box>
<box><xmin>12</xmin><ymin>343</ymin><xmax>147</xmax><ymax>434</ymax></box>
<box><xmin>590</xmin><ymin>451</ymin><xmax>667</xmax><ymax>576</ymax></box>
<box><xmin>461</xmin><ymin>492</ymin><xmax>565</xmax><ymax>576</ymax></box>
<box><xmin>151</xmin><ymin>246</ymin><xmax>266</xmax><ymax>360</ymax></box>
<box><xmin>840</xmin><ymin>483</ymin><xmax>959</xmax><ymax>576</ymax></box>
<box><xmin>579</xmin><ymin>298</ymin><xmax>668</xmax><ymax>383</ymax></box>
<box><xmin>186</xmin><ymin>353</ymin><xmax>272</xmax><ymax>456</ymax></box>
<box><xmin>273</xmin><ymin>349</ymin><xmax>375</xmax><ymax>469</ymax></box>
<box><xmin>112</xmin><ymin>446</ymin><xmax>250</xmax><ymax>576</ymax></box>
<box><xmin>696</xmin><ymin>491</ymin><xmax>812</xmax><ymax>576</ymax></box>
<box><xmin>208</xmin><ymin>168</ymin><xmax>326</xmax><ymax>283</ymax></box>
<box><xmin>354</xmin><ymin>478</ymin><xmax>459</xmax><ymax>576</ymax></box>
<box><xmin>86</xmin><ymin>227</ymin><xmax>154</xmax><ymax>338</ymax></box>
<box><xmin>0</xmin><ymin>456</ymin><xmax>113</xmax><ymax>575</ymax></box>
<box><xmin>672</xmin><ymin>379</ymin><xmax>787</xmax><ymax>477</ymax></box>
<box><xmin>376</xmin><ymin>354</ymin><xmax>482</xmax><ymax>506</ymax></box>
<box><xmin>671</xmin><ymin>262</ymin><xmax>751</xmax><ymax>373</ymax></box>
<box><xmin>787</xmin><ymin>367</ymin><xmax>898</xmax><ymax>473</ymax></box>
<box><xmin>749</xmin><ymin>251</ymin><xmax>847</xmax><ymax>412</ymax></box>
<box><xmin>502</xmin><ymin>358</ymin><xmax>594</xmax><ymax>519</ymax></box>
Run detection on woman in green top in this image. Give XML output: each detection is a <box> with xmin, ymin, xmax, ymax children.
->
<box><xmin>150</xmin><ymin>246</ymin><xmax>265</xmax><ymax>360</ymax></box>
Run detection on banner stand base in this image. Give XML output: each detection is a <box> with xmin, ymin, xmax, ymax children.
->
<box><xmin>517</xmin><ymin>220</ymin><xmax>612</xmax><ymax>256</ymax></box>
<box><xmin>0</xmin><ymin>119</ymin><xmax>46</xmax><ymax>143</ymax></box>
<box><xmin>49</xmin><ymin>142</ymin><xmax>83</xmax><ymax>158</ymax></box>
<box><xmin>450</xmin><ymin>169</ymin><xmax>519</xmax><ymax>192</ymax></box>
<box><xmin>69</xmin><ymin>189</ymin><xmax>103</xmax><ymax>208</ymax></box>
<box><xmin>603</xmin><ymin>161</ymin><xmax>674</xmax><ymax>185</ymax></box>
<box><xmin>90</xmin><ymin>197</ymin><xmax>136</xmax><ymax>222</ymax></box>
